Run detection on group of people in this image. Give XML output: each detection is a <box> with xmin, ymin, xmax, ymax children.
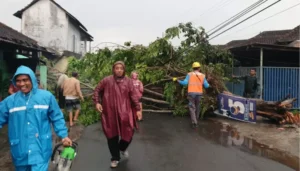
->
<box><xmin>55</xmin><ymin>66</ymin><xmax>144</xmax><ymax>128</ymax></box>
<box><xmin>0</xmin><ymin>61</ymin><xmax>145</xmax><ymax>170</ymax></box>
<box><xmin>0</xmin><ymin>60</ymin><xmax>257</xmax><ymax>170</ymax></box>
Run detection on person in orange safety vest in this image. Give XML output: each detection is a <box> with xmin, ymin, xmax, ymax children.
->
<box><xmin>174</xmin><ymin>62</ymin><xmax>210</xmax><ymax>128</ymax></box>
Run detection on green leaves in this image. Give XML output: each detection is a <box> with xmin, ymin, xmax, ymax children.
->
<box><xmin>66</xmin><ymin>22</ymin><xmax>233</xmax><ymax>120</ymax></box>
<box><xmin>165</xmin><ymin>26</ymin><xmax>181</xmax><ymax>39</ymax></box>
<box><xmin>164</xmin><ymin>82</ymin><xmax>177</xmax><ymax>106</ymax></box>
<box><xmin>78</xmin><ymin>97</ymin><xmax>100</xmax><ymax>126</ymax></box>
<box><xmin>124</xmin><ymin>41</ymin><xmax>131</xmax><ymax>47</ymax></box>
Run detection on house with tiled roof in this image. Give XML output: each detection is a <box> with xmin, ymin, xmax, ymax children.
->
<box><xmin>220</xmin><ymin>25</ymin><xmax>299</xmax><ymax>67</ymax></box>
<box><xmin>223</xmin><ymin>39</ymin><xmax>248</xmax><ymax>49</ymax></box>
<box><xmin>13</xmin><ymin>0</ymin><xmax>93</xmax><ymax>58</ymax></box>
<box><xmin>0</xmin><ymin>22</ymin><xmax>47</xmax><ymax>100</ymax></box>
<box><xmin>277</xmin><ymin>25</ymin><xmax>300</xmax><ymax>46</ymax></box>
<box><xmin>221</xmin><ymin>26</ymin><xmax>299</xmax><ymax>50</ymax></box>
<box><xmin>221</xmin><ymin>25</ymin><xmax>300</xmax><ymax>108</ymax></box>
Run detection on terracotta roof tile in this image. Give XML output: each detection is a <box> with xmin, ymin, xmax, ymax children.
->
<box><xmin>221</xmin><ymin>26</ymin><xmax>300</xmax><ymax>49</ymax></box>
<box><xmin>277</xmin><ymin>25</ymin><xmax>300</xmax><ymax>43</ymax></box>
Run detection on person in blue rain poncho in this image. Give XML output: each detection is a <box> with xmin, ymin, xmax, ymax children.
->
<box><xmin>0</xmin><ymin>65</ymin><xmax>72</xmax><ymax>171</ymax></box>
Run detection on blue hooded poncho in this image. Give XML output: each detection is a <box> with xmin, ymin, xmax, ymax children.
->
<box><xmin>0</xmin><ymin>65</ymin><xmax>68</xmax><ymax>166</ymax></box>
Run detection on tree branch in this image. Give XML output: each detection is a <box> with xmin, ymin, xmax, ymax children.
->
<box><xmin>143</xmin><ymin>109</ymin><xmax>173</xmax><ymax>114</ymax></box>
<box><xmin>144</xmin><ymin>76</ymin><xmax>185</xmax><ymax>88</ymax></box>
<box><xmin>80</xmin><ymin>82</ymin><xmax>95</xmax><ymax>90</ymax></box>
<box><xmin>144</xmin><ymin>88</ymin><xmax>164</xmax><ymax>98</ymax></box>
<box><xmin>142</xmin><ymin>97</ymin><xmax>169</xmax><ymax>105</ymax></box>
<box><xmin>143</xmin><ymin>104</ymin><xmax>171</xmax><ymax>110</ymax></box>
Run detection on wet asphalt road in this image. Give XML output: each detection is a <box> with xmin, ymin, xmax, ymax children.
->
<box><xmin>71</xmin><ymin>113</ymin><xmax>293</xmax><ymax>171</ymax></box>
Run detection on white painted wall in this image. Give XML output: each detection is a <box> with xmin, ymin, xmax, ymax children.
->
<box><xmin>21</xmin><ymin>0</ymin><xmax>88</xmax><ymax>55</ymax></box>
<box><xmin>21</xmin><ymin>0</ymin><xmax>68</xmax><ymax>53</ymax></box>
<box><xmin>67</xmin><ymin>20</ymin><xmax>81</xmax><ymax>54</ymax></box>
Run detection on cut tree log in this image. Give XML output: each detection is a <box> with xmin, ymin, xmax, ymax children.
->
<box><xmin>286</xmin><ymin>112</ymin><xmax>298</xmax><ymax>125</ymax></box>
<box><xmin>142</xmin><ymin>97</ymin><xmax>170</xmax><ymax>105</ymax></box>
<box><xmin>279</xmin><ymin>98</ymin><xmax>297</xmax><ymax>107</ymax></box>
<box><xmin>226</xmin><ymin>93</ymin><xmax>298</xmax><ymax>125</ymax></box>
<box><xmin>255</xmin><ymin>97</ymin><xmax>298</xmax><ymax>125</ymax></box>
<box><xmin>250</xmin><ymin>98</ymin><xmax>296</xmax><ymax>113</ymax></box>
<box><xmin>143</xmin><ymin>104</ymin><xmax>171</xmax><ymax>110</ymax></box>
<box><xmin>256</xmin><ymin>110</ymin><xmax>284</xmax><ymax>119</ymax></box>
<box><xmin>143</xmin><ymin>109</ymin><xmax>173</xmax><ymax>114</ymax></box>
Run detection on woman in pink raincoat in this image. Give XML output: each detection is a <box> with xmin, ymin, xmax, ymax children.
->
<box><xmin>131</xmin><ymin>71</ymin><xmax>144</xmax><ymax>121</ymax></box>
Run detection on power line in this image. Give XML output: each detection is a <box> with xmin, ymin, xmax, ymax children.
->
<box><xmin>208</xmin><ymin>0</ymin><xmax>266</xmax><ymax>35</ymax></box>
<box><xmin>196</xmin><ymin>0</ymin><xmax>231</xmax><ymax>18</ymax></box>
<box><xmin>207</xmin><ymin>0</ymin><xmax>267</xmax><ymax>35</ymax></box>
<box><xmin>176</xmin><ymin>0</ymin><xmax>282</xmax><ymax>56</ymax></box>
<box><xmin>188</xmin><ymin>0</ymin><xmax>233</xmax><ymax>23</ymax></box>
<box><xmin>174</xmin><ymin>2</ymin><xmax>205</xmax><ymax>20</ymax></box>
<box><xmin>208</xmin><ymin>0</ymin><xmax>282</xmax><ymax>40</ymax></box>
<box><xmin>195</xmin><ymin>0</ymin><xmax>237</xmax><ymax>22</ymax></box>
<box><xmin>173</xmin><ymin>0</ymin><xmax>230</xmax><ymax>26</ymax></box>
<box><xmin>169</xmin><ymin>0</ymin><xmax>233</xmax><ymax>35</ymax></box>
<box><xmin>213</xmin><ymin>2</ymin><xmax>300</xmax><ymax>40</ymax></box>
<box><xmin>213</xmin><ymin>0</ymin><xmax>236</xmax><ymax>11</ymax></box>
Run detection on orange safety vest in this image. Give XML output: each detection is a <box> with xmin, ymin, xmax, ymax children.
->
<box><xmin>187</xmin><ymin>72</ymin><xmax>205</xmax><ymax>93</ymax></box>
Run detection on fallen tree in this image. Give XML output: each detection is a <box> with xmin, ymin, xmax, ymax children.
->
<box><xmin>66</xmin><ymin>22</ymin><xmax>299</xmax><ymax>126</ymax></box>
<box><xmin>67</xmin><ymin>22</ymin><xmax>233</xmax><ymax>117</ymax></box>
<box><xmin>223</xmin><ymin>92</ymin><xmax>299</xmax><ymax>125</ymax></box>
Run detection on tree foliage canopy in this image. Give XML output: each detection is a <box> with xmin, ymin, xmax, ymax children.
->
<box><xmin>68</xmin><ymin>22</ymin><xmax>233</xmax><ymax>117</ymax></box>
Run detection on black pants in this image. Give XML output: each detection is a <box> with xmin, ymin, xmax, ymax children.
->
<box><xmin>58</xmin><ymin>88</ymin><xmax>65</xmax><ymax>108</ymax></box>
<box><xmin>107</xmin><ymin>136</ymin><xmax>132</xmax><ymax>161</ymax></box>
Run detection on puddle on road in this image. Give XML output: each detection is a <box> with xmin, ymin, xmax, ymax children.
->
<box><xmin>197</xmin><ymin>120</ymin><xmax>299</xmax><ymax>170</ymax></box>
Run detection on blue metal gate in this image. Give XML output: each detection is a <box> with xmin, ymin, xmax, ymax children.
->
<box><xmin>263</xmin><ymin>67</ymin><xmax>299</xmax><ymax>108</ymax></box>
<box><xmin>228</xmin><ymin>67</ymin><xmax>299</xmax><ymax>108</ymax></box>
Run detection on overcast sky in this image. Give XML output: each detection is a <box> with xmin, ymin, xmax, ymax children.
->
<box><xmin>0</xmin><ymin>0</ymin><xmax>299</xmax><ymax>48</ymax></box>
